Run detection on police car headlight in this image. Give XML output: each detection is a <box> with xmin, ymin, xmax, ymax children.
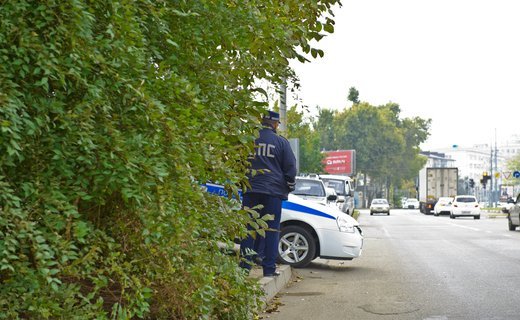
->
<box><xmin>336</xmin><ymin>216</ymin><xmax>355</xmax><ymax>233</ymax></box>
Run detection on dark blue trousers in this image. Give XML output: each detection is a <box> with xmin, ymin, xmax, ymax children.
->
<box><xmin>239</xmin><ymin>193</ymin><xmax>282</xmax><ymax>275</ymax></box>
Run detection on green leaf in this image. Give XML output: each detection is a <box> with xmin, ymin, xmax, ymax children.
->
<box><xmin>324</xmin><ymin>23</ymin><xmax>334</xmax><ymax>33</ymax></box>
<box><xmin>166</xmin><ymin>39</ymin><xmax>179</xmax><ymax>48</ymax></box>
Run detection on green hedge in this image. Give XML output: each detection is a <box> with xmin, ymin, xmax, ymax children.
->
<box><xmin>0</xmin><ymin>1</ymin><xmax>339</xmax><ymax>318</ymax></box>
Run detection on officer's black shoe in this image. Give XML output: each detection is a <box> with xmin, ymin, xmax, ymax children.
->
<box><xmin>254</xmin><ymin>256</ymin><xmax>263</xmax><ymax>266</ymax></box>
<box><xmin>263</xmin><ymin>271</ymin><xmax>280</xmax><ymax>277</ymax></box>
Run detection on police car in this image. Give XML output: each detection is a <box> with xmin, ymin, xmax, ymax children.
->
<box><xmin>204</xmin><ymin>183</ymin><xmax>363</xmax><ymax>268</ymax></box>
<box><xmin>279</xmin><ymin>194</ymin><xmax>363</xmax><ymax>267</ymax></box>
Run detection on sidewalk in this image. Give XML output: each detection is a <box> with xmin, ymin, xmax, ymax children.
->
<box><xmin>249</xmin><ymin>264</ymin><xmax>292</xmax><ymax>302</ymax></box>
<box><xmin>481</xmin><ymin>210</ymin><xmax>507</xmax><ymax>218</ymax></box>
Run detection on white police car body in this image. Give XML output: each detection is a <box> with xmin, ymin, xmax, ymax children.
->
<box><xmin>279</xmin><ymin>194</ymin><xmax>363</xmax><ymax>268</ymax></box>
<box><xmin>204</xmin><ymin>183</ymin><xmax>363</xmax><ymax>268</ymax></box>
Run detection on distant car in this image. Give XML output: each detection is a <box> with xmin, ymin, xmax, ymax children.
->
<box><xmin>320</xmin><ymin>174</ymin><xmax>355</xmax><ymax>215</ymax></box>
<box><xmin>370</xmin><ymin>198</ymin><xmax>390</xmax><ymax>215</ymax></box>
<box><xmin>433</xmin><ymin>197</ymin><xmax>453</xmax><ymax>216</ymax></box>
<box><xmin>449</xmin><ymin>195</ymin><xmax>480</xmax><ymax>219</ymax></box>
<box><xmin>400</xmin><ymin>197</ymin><xmax>408</xmax><ymax>208</ymax></box>
<box><xmin>403</xmin><ymin>198</ymin><xmax>419</xmax><ymax>209</ymax></box>
<box><xmin>507</xmin><ymin>194</ymin><xmax>520</xmax><ymax>231</ymax></box>
<box><xmin>292</xmin><ymin>177</ymin><xmax>337</xmax><ymax>207</ymax></box>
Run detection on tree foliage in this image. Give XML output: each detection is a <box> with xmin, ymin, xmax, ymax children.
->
<box><xmin>333</xmin><ymin>103</ymin><xmax>404</xmax><ymax>179</ymax></box>
<box><xmin>315</xmin><ymin>100</ymin><xmax>430</xmax><ymax>200</ymax></box>
<box><xmin>505</xmin><ymin>153</ymin><xmax>520</xmax><ymax>187</ymax></box>
<box><xmin>315</xmin><ymin>108</ymin><xmax>336</xmax><ymax>151</ymax></box>
<box><xmin>347</xmin><ymin>86</ymin><xmax>360</xmax><ymax>104</ymax></box>
<box><xmin>0</xmin><ymin>1</ymin><xmax>340</xmax><ymax>318</ymax></box>
<box><xmin>285</xmin><ymin>106</ymin><xmax>324</xmax><ymax>173</ymax></box>
<box><xmin>506</xmin><ymin>153</ymin><xmax>520</xmax><ymax>171</ymax></box>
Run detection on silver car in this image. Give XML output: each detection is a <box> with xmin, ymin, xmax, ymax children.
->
<box><xmin>370</xmin><ymin>198</ymin><xmax>390</xmax><ymax>215</ymax></box>
<box><xmin>507</xmin><ymin>193</ymin><xmax>520</xmax><ymax>231</ymax></box>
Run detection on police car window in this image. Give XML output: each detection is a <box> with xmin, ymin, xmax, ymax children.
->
<box><xmin>294</xmin><ymin>180</ymin><xmax>325</xmax><ymax>197</ymax></box>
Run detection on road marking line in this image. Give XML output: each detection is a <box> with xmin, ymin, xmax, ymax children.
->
<box><xmin>447</xmin><ymin>223</ymin><xmax>480</xmax><ymax>231</ymax></box>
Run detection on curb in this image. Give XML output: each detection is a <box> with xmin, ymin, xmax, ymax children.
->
<box><xmin>249</xmin><ymin>264</ymin><xmax>292</xmax><ymax>302</ymax></box>
<box><xmin>484</xmin><ymin>213</ymin><xmax>508</xmax><ymax>219</ymax></box>
<box><xmin>218</xmin><ymin>242</ymin><xmax>292</xmax><ymax>302</ymax></box>
<box><xmin>258</xmin><ymin>265</ymin><xmax>292</xmax><ymax>302</ymax></box>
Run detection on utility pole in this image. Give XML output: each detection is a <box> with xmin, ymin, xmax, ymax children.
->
<box><xmin>489</xmin><ymin>146</ymin><xmax>493</xmax><ymax>208</ymax></box>
<box><xmin>279</xmin><ymin>78</ymin><xmax>287</xmax><ymax>134</ymax></box>
<box><xmin>494</xmin><ymin>129</ymin><xmax>498</xmax><ymax>207</ymax></box>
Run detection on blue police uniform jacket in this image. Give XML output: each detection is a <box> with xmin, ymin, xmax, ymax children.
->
<box><xmin>247</xmin><ymin>126</ymin><xmax>297</xmax><ymax>200</ymax></box>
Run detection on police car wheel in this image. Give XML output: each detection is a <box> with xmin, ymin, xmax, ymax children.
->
<box><xmin>277</xmin><ymin>225</ymin><xmax>316</xmax><ymax>268</ymax></box>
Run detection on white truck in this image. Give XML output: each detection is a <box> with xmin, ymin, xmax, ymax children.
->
<box><xmin>319</xmin><ymin>174</ymin><xmax>355</xmax><ymax>216</ymax></box>
<box><xmin>418</xmin><ymin>167</ymin><xmax>458</xmax><ymax>214</ymax></box>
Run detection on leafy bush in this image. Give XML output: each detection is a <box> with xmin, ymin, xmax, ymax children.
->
<box><xmin>0</xmin><ymin>1</ymin><xmax>339</xmax><ymax>318</ymax></box>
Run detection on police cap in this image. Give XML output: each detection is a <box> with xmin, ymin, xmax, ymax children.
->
<box><xmin>263</xmin><ymin>110</ymin><xmax>280</xmax><ymax>122</ymax></box>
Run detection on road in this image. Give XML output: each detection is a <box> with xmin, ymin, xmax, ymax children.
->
<box><xmin>262</xmin><ymin>209</ymin><xmax>520</xmax><ymax>320</ymax></box>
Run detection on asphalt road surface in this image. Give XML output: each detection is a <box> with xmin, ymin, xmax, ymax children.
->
<box><xmin>262</xmin><ymin>209</ymin><xmax>520</xmax><ymax>320</ymax></box>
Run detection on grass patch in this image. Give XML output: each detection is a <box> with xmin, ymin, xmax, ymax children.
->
<box><xmin>352</xmin><ymin>210</ymin><xmax>360</xmax><ymax>221</ymax></box>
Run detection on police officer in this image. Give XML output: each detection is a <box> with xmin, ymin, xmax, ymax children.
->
<box><xmin>240</xmin><ymin>110</ymin><xmax>297</xmax><ymax>277</ymax></box>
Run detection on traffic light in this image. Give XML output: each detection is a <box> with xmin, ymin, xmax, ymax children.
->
<box><xmin>481</xmin><ymin>173</ymin><xmax>491</xmax><ymax>189</ymax></box>
<box><xmin>469</xmin><ymin>178</ymin><xmax>475</xmax><ymax>188</ymax></box>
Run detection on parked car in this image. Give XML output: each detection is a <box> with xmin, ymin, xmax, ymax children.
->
<box><xmin>279</xmin><ymin>194</ymin><xmax>363</xmax><ymax>267</ymax></box>
<box><xmin>292</xmin><ymin>176</ymin><xmax>337</xmax><ymax>207</ymax></box>
<box><xmin>507</xmin><ymin>194</ymin><xmax>520</xmax><ymax>231</ymax></box>
<box><xmin>449</xmin><ymin>195</ymin><xmax>480</xmax><ymax>219</ymax></box>
<box><xmin>320</xmin><ymin>174</ymin><xmax>355</xmax><ymax>215</ymax></box>
<box><xmin>203</xmin><ymin>183</ymin><xmax>364</xmax><ymax>268</ymax></box>
<box><xmin>403</xmin><ymin>198</ymin><xmax>420</xmax><ymax>209</ymax></box>
<box><xmin>499</xmin><ymin>197</ymin><xmax>515</xmax><ymax>213</ymax></box>
<box><xmin>370</xmin><ymin>198</ymin><xmax>390</xmax><ymax>215</ymax></box>
<box><xmin>433</xmin><ymin>197</ymin><xmax>454</xmax><ymax>216</ymax></box>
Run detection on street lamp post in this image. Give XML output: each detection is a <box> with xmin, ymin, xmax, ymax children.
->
<box><xmin>279</xmin><ymin>78</ymin><xmax>287</xmax><ymax>134</ymax></box>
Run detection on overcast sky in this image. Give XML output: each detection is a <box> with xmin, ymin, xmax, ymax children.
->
<box><xmin>289</xmin><ymin>0</ymin><xmax>520</xmax><ymax>150</ymax></box>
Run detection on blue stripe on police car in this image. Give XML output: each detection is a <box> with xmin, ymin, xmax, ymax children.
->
<box><xmin>282</xmin><ymin>201</ymin><xmax>335</xmax><ymax>220</ymax></box>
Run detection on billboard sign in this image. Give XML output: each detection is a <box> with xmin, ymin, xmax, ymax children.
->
<box><xmin>322</xmin><ymin>150</ymin><xmax>356</xmax><ymax>175</ymax></box>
